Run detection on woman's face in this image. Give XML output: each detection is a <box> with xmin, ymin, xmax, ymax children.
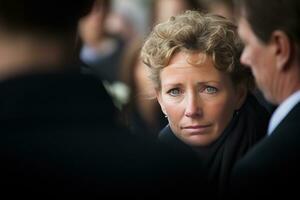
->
<box><xmin>157</xmin><ymin>52</ymin><xmax>245</xmax><ymax>147</ymax></box>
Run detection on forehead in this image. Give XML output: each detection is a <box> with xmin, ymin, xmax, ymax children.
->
<box><xmin>168</xmin><ymin>51</ymin><xmax>208</xmax><ymax>66</ymax></box>
<box><xmin>237</xmin><ymin>17</ymin><xmax>252</xmax><ymax>39</ymax></box>
<box><xmin>160</xmin><ymin>52</ymin><xmax>227</xmax><ymax>83</ymax></box>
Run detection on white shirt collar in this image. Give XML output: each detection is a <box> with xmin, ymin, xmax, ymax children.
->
<box><xmin>268</xmin><ymin>90</ymin><xmax>300</xmax><ymax>135</ymax></box>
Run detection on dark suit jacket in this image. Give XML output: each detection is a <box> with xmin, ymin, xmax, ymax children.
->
<box><xmin>0</xmin><ymin>70</ymin><xmax>207</xmax><ymax>198</ymax></box>
<box><xmin>230</xmin><ymin>103</ymin><xmax>300</xmax><ymax>199</ymax></box>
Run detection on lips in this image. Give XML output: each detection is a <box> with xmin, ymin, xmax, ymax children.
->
<box><xmin>181</xmin><ymin>124</ymin><xmax>212</xmax><ymax>134</ymax></box>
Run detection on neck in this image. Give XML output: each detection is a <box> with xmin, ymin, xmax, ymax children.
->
<box><xmin>0</xmin><ymin>31</ymin><xmax>76</xmax><ymax>80</ymax></box>
<box><xmin>275</xmin><ymin>62</ymin><xmax>300</xmax><ymax>104</ymax></box>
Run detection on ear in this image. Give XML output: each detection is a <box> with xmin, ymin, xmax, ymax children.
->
<box><xmin>234</xmin><ymin>85</ymin><xmax>247</xmax><ymax>110</ymax></box>
<box><xmin>271</xmin><ymin>30</ymin><xmax>291</xmax><ymax>71</ymax></box>
<box><xmin>155</xmin><ymin>89</ymin><xmax>167</xmax><ymax>116</ymax></box>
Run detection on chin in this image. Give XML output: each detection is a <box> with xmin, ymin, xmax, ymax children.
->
<box><xmin>184</xmin><ymin>136</ymin><xmax>211</xmax><ymax>147</ymax></box>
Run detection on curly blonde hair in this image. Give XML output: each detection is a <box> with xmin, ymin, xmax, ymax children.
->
<box><xmin>141</xmin><ymin>10</ymin><xmax>253</xmax><ymax>90</ymax></box>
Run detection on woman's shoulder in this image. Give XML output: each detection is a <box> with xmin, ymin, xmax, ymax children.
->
<box><xmin>159</xmin><ymin>125</ymin><xmax>176</xmax><ymax>142</ymax></box>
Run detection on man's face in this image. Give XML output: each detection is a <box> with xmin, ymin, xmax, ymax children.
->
<box><xmin>238</xmin><ymin>17</ymin><xmax>278</xmax><ymax>104</ymax></box>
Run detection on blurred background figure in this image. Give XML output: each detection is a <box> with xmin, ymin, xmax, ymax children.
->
<box><xmin>200</xmin><ymin>0</ymin><xmax>234</xmax><ymax>21</ymax></box>
<box><xmin>119</xmin><ymin>38</ymin><xmax>161</xmax><ymax>138</ymax></box>
<box><xmin>79</xmin><ymin>0</ymin><xmax>126</xmax><ymax>84</ymax></box>
<box><xmin>152</xmin><ymin>0</ymin><xmax>203</xmax><ymax>24</ymax></box>
<box><xmin>106</xmin><ymin>0</ymin><xmax>149</xmax><ymax>39</ymax></box>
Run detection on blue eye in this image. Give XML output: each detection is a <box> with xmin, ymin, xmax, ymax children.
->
<box><xmin>167</xmin><ymin>88</ymin><xmax>181</xmax><ymax>96</ymax></box>
<box><xmin>204</xmin><ymin>86</ymin><xmax>218</xmax><ymax>94</ymax></box>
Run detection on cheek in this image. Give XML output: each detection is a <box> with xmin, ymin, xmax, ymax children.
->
<box><xmin>243</xmin><ymin>46</ymin><xmax>263</xmax><ymax>67</ymax></box>
<box><xmin>164</xmin><ymin>102</ymin><xmax>183</xmax><ymax>122</ymax></box>
<box><xmin>162</xmin><ymin>100</ymin><xmax>185</xmax><ymax>130</ymax></box>
<box><xmin>207</xmin><ymin>95</ymin><xmax>236</xmax><ymax>126</ymax></box>
<box><xmin>254</xmin><ymin>57</ymin><xmax>272</xmax><ymax>81</ymax></box>
<box><xmin>209</xmin><ymin>102</ymin><xmax>232</xmax><ymax>118</ymax></box>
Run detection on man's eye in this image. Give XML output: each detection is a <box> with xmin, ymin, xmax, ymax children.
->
<box><xmin>167</xmin><ymin>88</ymin><xmax>181</xmax><ymax>96</ymax></box>
<box><xmin>204</xmin><ymin>86</ymin><xmax>218</xmax><ymax>94</ymax></box>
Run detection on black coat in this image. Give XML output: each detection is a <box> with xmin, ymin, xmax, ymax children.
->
<box><xmin>0</xmin><ymin>70</ymin><xmax>207</xmax><ymax>198</ymax></box>
<box><xmin>230</xmin><ymin>103</ymin><xmax>300</xmax><ymax>199</ymax></box>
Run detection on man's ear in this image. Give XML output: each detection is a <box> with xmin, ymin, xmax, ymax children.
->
<box><xmin>271</xmin><ymin>30</ymin><xmax>291</xmax><ymax>71</ymax></box>
<box><xmin>235</xmin><ymin>85</ymin><xmax>247</xmax><ymax>110</ymax></box>
<box><xmin>156</xmin><ymin>89</ymin><xmax>167</xmax><ymax>116</ymax></box>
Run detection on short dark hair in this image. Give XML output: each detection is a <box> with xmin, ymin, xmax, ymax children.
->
<box><xmin>235</xmin><ymin>0</ymin><xmax>300</xmax><ymax>45</ymax></box>
<box><xmin>0</xmin><ymin>0</ymin><xmax>93</xmax><ymax>34</ymax></box>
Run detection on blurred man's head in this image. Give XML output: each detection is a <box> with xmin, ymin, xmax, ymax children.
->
<box><xmin>0</xmin><ymin>0</ymin><xmax>93</xmax><ymax>35</ymax></box>
<box><xmin>235</xmin><ymin>0</ymin><xmax>300</xmax><ymax>104</ymax></box>
<box><xmin>0</xmin><ymin>0</ymin><xmax>94</xmax><ymax>80</ymax></box>
<box><xmin>235</xmin><ymin>0</ymin><xmax>300</xmax><ymax>45</ymax></box>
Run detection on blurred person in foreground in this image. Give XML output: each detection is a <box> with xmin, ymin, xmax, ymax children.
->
<box><xmin>0</xmin><ymin>0</ymin><xmax>206</xmax><ymax>198</ymax></box>
<box><xmin>230</xmin><ymin>0</ymin><xmax>300</xmax><ymax>198</ymax></box>
<box><xmin>141</xmin><ymin>10</ymin><xmax>270</xmax><ymax>195</ymax></box>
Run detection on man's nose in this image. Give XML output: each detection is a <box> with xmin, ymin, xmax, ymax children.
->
<box><xmin>240</xmin><ymin>49</ymin><xmax>250</xmax><ymax>67</ymax></box>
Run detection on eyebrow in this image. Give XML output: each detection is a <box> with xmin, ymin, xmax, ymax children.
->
<box><xmin>162</xmin><ymin>81</ymin><xmax>220</xmax><ymax>87</ymax></box>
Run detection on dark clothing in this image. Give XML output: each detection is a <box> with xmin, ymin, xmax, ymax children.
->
<box><xmin>230</xmin><ymin>103</ymin><xmax>300</xmax><ymax>199</ymax></box>
<box><xmin>127</xmin><ymin>105</ymin><xmax>168</xmax><ymax>139</ymax></box>
<box><xmin>0</xmin><ymin>69</ymin><xmax>207</xmax><ymax>198</ymax></box>
<box><xmin>159</xmin><ymin>94</ymin><xmax>270</xmax><ymax>195</ymax></box>
<box><xmin>253</xmin><ymin>88</ymin><xmax>277</xmax><ymax>114</ymax></box>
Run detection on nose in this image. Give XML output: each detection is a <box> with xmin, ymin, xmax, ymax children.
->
<box><xmin>184</xmin><ymin>93</ymin><xmax>202</xmax><ymax>118</ymax></box>
<box><xmin>240</xmin><ymin>49</ymin><xmax>250</xmax><ymax>67</ymax></box>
